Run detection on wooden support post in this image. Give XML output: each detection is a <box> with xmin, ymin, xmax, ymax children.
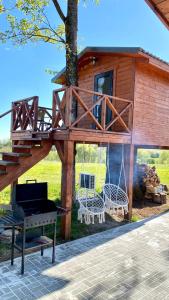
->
<box><xmin>10</xmin><ymin>179</ymin><xmax>18</xmax><ymax>204</ymax></box>
<box><xmin>61</xmin><ymin>141</ymin><xmax>74</xmax><ymax>240</ymax></box>
<box><xmin>127</xmin><ymin>144</ymin><xmax>135</xmax><ymax>220</ymax></box>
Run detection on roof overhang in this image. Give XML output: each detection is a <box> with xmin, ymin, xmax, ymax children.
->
<box><xmin>52</xmin><ymin>47</ymin><xmax>169</xmax><ymax>85</ymax></box>
<box><xmin>145</xmin><ymin>0</ymin><xmax>169</xmax><ymax>30</ymax></box>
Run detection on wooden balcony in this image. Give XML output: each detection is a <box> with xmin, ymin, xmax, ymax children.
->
<box><xmin>11</xmin><ymin>86</ymin><xmax>133</xmax><ymax>144</ymax></box>
<box><xmin>52</xmin><ymin>86</ymin><xmax>133</xmax><ymax>144</ymax></box>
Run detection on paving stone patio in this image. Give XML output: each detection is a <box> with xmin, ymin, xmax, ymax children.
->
<box><xmin>1</xmin><ymin>212</ymin><xmax>169</xmax><ymax>299</ymax></box>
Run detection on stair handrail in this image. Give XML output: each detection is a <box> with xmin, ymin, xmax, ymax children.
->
<box><xmin>0</xmin><ymin>109</ymin><xmax>12</xmax><ymax>119</ymax></box>
<box><xmin>12</xmin><ymin>96</ymin><xmax>39</xmax><ymax>131</ymax></box>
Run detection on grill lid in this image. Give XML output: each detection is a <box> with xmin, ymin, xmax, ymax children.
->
<box><xmin>13</xmin><ymin>182</ymin><xmax>48</xmax><ymax>204</ymax></box>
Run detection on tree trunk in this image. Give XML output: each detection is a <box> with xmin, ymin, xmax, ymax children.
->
<box><xmin>65</xmin><ymin>0</ymin><xmax>78</xmax><ymax>86</ymax></box>
<box><xmin>65</xmin><ymin>0</ymin><xmax>78</xmax><ymax>205</ymax></box>
<box><xmin>65</xmin><ymin>0</ymin><xmax>78</xmax><ymax>120</ymax></box>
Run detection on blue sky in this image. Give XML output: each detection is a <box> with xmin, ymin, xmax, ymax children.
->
<box><xmin>0</xmin><ymin>0</ymin><xmax>169</xmax><ymax>139</ymax></box>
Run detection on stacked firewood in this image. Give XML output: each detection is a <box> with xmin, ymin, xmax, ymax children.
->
<box><xmin>143</xmin><ymin>166</ymin><xmax>160</xmax><ymax>194</ymax></box>
<box><xmin>135</xmin><ymin>164</ymin><xmax>167</xmax><ymax>204</ymax></box>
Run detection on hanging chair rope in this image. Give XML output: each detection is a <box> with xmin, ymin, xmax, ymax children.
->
<box><xmin>103</xmin><ymin>143</ymin><xmax>129</xmax><ymax>215</ymax></box>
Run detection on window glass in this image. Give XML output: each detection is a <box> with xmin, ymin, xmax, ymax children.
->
<box><xmin>97</xmin><ymin>76</ymin><xmax>112</xmax><ymax>95</ymax></box>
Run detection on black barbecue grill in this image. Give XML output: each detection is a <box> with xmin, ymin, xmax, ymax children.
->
<box><xmin>12</xmin><ymin>182</ymin><xmax>66</xmax><ymax>227</ymax></box>
<box><xmin>0</xmin><ymin>181</ymin><xmax>68</xmax><ymax>274</ymax></box>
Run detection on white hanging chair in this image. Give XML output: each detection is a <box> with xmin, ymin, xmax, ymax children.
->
<box><xmin>77</xmin><ymin>188</ymin><xmax>105</xmax><ymax>225</ymax></box>
<box><xmin>103</xmin><ymin>144</ymin><xmax>129</xmax><ymax>215</ymax></box>
<box><xmin>103</xmin><ymin>184</ymin><xmax>128</xmax><ymax>214</ymax></box>
<box><xmin>76</xmin><ymin>143</ymin><xmax>106</xmax><ymax>225</ymax></box>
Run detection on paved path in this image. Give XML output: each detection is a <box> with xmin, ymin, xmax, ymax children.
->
<box><xmin>1</xmin><ymin>212</ymin><xmax>169</xmax><ymax>300</ymax></box>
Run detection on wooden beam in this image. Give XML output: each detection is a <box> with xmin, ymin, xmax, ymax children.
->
<box><xmin>10</xmin><ymin>179</ymin><xmax>18</xmax><ymax>204</ymax></box>
<box><xmin>127</xmin><ymin>144</ymin><xmax>135</xmax><ymax>220</ymax></box>
<box><xmin>61</xmin><ymin>141</ymin><xmax>74</xmax><ymax>240</ymax></box>
<box><xmin>145</xmin><ymin>0</ymin><xmax>169</xmax><ymax>30</ymax></box>
<box><xmin>54</xmin><ymin>141</ymin><xmax>65</xmax><ymax>163</ymax></box>
<box><xmin>53</xmin><ymin>129</ymin><xmax>132</xmax><ymax>144</ymax></box>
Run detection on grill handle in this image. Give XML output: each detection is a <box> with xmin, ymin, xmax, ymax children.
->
<box><xmin>26</xmin><ymin>179</ymin><xmax>37</xmax><ymax>184</ymax></box>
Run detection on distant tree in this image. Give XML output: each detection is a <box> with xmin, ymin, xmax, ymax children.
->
<box><xmin>158</xmin><ymin>151</ymin><xmax>169</xmax><ymax>165</ymax></box>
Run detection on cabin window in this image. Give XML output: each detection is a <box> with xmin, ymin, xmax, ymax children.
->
<box><xmin>94</xmin><ymin>71</ymin><xmax>113</xmax><ymax>125</ymax></box>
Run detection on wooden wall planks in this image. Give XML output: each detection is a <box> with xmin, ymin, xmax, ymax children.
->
<box><xmin>133</xmin><ymin>63</ymin><xmax>169</xmax><ymax>146</ymax></box>
<box><xmin>75</xmin><ymin>53</ymin><xmax>169</xmax><ymax>147</ymax></box>
<box><xmin>78</xmin><ymin>55</ymin><xmax>135</xmax><ymax>129</ymax></box>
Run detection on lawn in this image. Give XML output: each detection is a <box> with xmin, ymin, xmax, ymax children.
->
<box><xmin>155</xmin><ymin>165</ymin><xmax>169</xmax><ymax>185</ymax></box>
<box><xmin>0</xmin><ymin>161</ymin><xmax>119</xmax><ymax>260</ymax></box>
<box><xmin>1</xmin><ymin>160</ymin><xmax>169</xmax><ymax>260</ymax></box>
<box><xmin>0</xmin><ymin>160</ymin><xmax>106</xmax><ymax>205</ymax></box>
<box><xmin>1</xmin><ymin>161</ymin><xmax>169</xmax><ymax>205</ymax></box>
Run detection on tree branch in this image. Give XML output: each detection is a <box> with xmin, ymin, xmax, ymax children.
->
<box><xmin>52</xmin><ymin>0</ymin><xmax>66</xmax><ymax>23</ymax></box>
<box><xmin>40</xmin><ymin>10</ymin><xmax>65</xmax><ymax>43</ymax></box>
<box><xmin>3</xmin><ymin>29</ymin><xmax>65</xmax><ymax>45</ymax></box>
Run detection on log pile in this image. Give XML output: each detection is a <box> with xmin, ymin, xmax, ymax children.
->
<box><xmin>135</xmin><ymin>164</ymin><xmax>168</xmax><ymax>204</ymax></box>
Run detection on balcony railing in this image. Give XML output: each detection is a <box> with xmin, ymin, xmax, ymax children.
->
<box><xmin>52</xmin><ymin>86</ymin><xmax>133</xmax><ymax>134</ymax></box>
<box><xmin>7</xmin><ymin>86</ymin><xmax>133</xmax><ymax>135</ymax></box>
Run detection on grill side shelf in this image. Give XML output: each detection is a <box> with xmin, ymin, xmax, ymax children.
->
<box><xmin>0</xmin><ymin>215</ymin><xmax>23</xmax><ymax>227</ymax></box>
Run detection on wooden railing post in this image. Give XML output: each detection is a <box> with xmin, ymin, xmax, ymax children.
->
<box><xmin>128</xmin><ymin>103</ymin><xmax>133</xmax><ymax>132</ymax></box>
<box><xmin>52</xmin><ymin>91</ymin><xmax>56</xmax><ymax>128</ymax></box>
<box><xmin>33</xmin><ymin>96</ymin><xmax>38</xmax><ymax>131</ymax></box>
<box><xmin>65</xmin><ymin>87</ymin><xmax>72</xmax><ymax>127</ymax></box>
<box><xmin>101</xmin><ymin>96</ymin><xmax>106</xmax><ymax>130</ymax></box>
<box><xmin>10</xmin><ymin>102</ymin><xmax>15</xmax><ymax>133</ymax></box>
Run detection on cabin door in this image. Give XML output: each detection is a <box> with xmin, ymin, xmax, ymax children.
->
<box><xmin>94</xmin><ymin>70</ymin><xmax>113</xmax><ymax>126</ymax></box>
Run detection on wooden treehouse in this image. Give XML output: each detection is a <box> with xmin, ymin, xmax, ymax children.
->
<box><xmin>1</xmin><ymin>47</ymin><xmax>169</xmax><ymax>239</ymax></box>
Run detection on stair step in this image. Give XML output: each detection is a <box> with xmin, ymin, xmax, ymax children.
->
<box><xmin>12</xmin><ymin>144</ymin><xmax>42</xmax><ymax>153</ymax></box>
<box><xmin>0</xmin><ymin>160</ymin><xmax>19</xmax><ymax>166</ymax></box>
<box><xmin>0</xmin><ymin>152</ymin><xmax>31</xmax><ymax>157</ymax></box>
<box><xmin>12</xmin><ymin>145</ymin><xmax>32</xmax><ymax>153</ymax></box>
<box><xmin>13</xmin><ymin>145</ymin><xmax>32</xmax><ymax>149</ymax></box>
<box><xmin>13</xmin><ymin>144</ymin><xmax>42</xmax><ymax>149</ymax></box>
<box><xmin>23</xmin><ymin>138</ymin><xmax>42</xmax><ymax>141</ymax></box>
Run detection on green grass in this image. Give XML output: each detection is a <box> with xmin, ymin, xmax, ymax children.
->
<box><xmin>2</xmin><ymin>160</ymin><xmax>169</xmax><ymax>259</ymax></box>
<box><xmin>1</xmin><ymin>162</ymin><xmax>169</xmax><ymax>206</ymax></box>
<box><xmin>131</xmin><ymin>215</ymin><xmax>141</xmax><ymax>222</ymax></box>
<box><xmin>0</xmin><ymin>160</ymin><xmax>106</xmax><ymax>205</ymax></box>
<box><xmin>155</xmin><ymin>165</ymin><xmax>169</xmax><ymax>185</ymax></box>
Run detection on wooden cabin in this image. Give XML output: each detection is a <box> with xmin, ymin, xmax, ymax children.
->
<box><xmin>145</xmin><ymin>0</ymin><xmax>169</xmax><ymax>30</ymax></box>
<box><xmin>52</xmin><ymin>47</ymin><xmax>169</xmax><ymax>148</ymax></box>
<box><xmin>0</xmin><ymin>47</ymin><xmax>169</xmax><ymax>240</ymax></box>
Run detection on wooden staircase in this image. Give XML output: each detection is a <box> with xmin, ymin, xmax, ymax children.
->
<box><xmin>0</xmin><ymin>96</ymin><xmax>54</xmax><ymax>193</ymax></box>
<box><xmin>0</xmin><ymin>138</ymin><xmax>52</xmax><ymax>192</ymax></box>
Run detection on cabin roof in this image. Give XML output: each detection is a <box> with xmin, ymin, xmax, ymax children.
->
<box><xmin>52</xmin><ymin>46</ymin><xmax>169</xmax><ymax>84</ymax></box>
<box><xmin>145</xmin><ymin>0</ymin><xmax>169</xmax><ymax>30</ymax></box>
